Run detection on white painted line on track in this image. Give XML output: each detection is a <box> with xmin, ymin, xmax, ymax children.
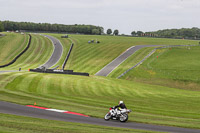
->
<box><xmin>46</xmin><ymin>109</ymin><xmax>67</xmax><ymax>113</ymax></box>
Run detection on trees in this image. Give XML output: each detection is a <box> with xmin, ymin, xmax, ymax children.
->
<box><xmin>0</xmin><ymin>21</ymin><xmax>4</xmax><ymax>32</ymax></box>
<box><xmin>92</xmin><ymin>29</ymin><xmax>100</xmax><ymax>35</ymax></box>
<box><xmin>148</xmin><ymin>28</ymin><xmax>200</xmax><ymax>39</ymax></box>
<box><xmin>107</xmin><ymin>29</ymin><xmax>112</xmax><ymax>35</ymax></box>
<box><xmin>1</xmin><ymin>21</ymin><xmax>103</xmax><ymax>35</ymax></box>
<box><xmin>113</xmin><ymin>29</ymin><xmax>119</xmax><ymax>35</ymax></box>
<box><xmin>131</xmin><ymin>31</ymin><xmax>136</xmax><ymax>36</ymax></box>
<box><xmin>136</xmin><ymin>31</ymin><xmax>143</xmax><ymax>36</ymax></box>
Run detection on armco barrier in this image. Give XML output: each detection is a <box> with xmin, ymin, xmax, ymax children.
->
<box><xmin>30</xmin><ymin>68</ymin><xmax>89</xmax><ymax>76</ymax></box>
<box><xmin>62</xmin><ymin>43</ymin><xmax>74</xmax><ymax>70</ymax></box>
<box><xmin>0</xmin><ymin>34</ymin><xmax>32</xmax><ymax>68</ymax></box>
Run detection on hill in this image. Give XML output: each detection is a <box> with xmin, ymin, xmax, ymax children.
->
<box><xmin>64</xmin><ymin>34</ymin><xmax>198</xmax><ymax>75</ymax></box>
<box><xmin>121</xmin><ymin>46</ymin><xmax>200</xmax><ymax>90</ymax></box>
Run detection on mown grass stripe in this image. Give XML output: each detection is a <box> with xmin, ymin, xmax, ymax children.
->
<box><xmin>0</xmin><ymin>33</ymin><xmax>27</xmax><ymax>65</ymax></box>
<box><xmin>1</xmin><ymin>34</ymin><xmax>28</xmax><ymax>65</ymax></box>
<box><xmin>0</xmin><ymin>34</ymin><xmax>53</xmax><ymax>70</ymax></box>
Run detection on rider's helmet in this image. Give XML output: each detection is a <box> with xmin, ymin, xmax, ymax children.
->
<box><xmin>119</xmin><ymin>101</ymin><xmax>123</xmax><ymax>105</ymax></box>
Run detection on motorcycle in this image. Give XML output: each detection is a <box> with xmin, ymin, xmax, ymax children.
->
<box><xmin>104</xmin><ymin>107</ymin><xmax>131</xmax><ymax>122</ymax></box>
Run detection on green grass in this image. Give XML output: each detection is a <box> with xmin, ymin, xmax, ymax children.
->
<box><xmin>0</xmin><ymin>72</ymin><xmax>200</xmax><ymax>129</ymax></box>
<box><xmin>0</xmin><ymin>34</ymin><xmax>53</xmax><ymax>70</ymax></box>
<box><xmin>0</xmin><ymin>113</ymin><xmax>159</xmax><ymax>133</ymax></box>
<box><xmin>65</xmin><ymin>35</ymin><xmax>198</xmax><ymax>75</ymax></box>
<box><xmin>122</xmin><ymin>46</ymin><xmax>200</xmax><ymax>90</ymax></box>
<box><xmin>1</xmin><ymin>33</ymin><xmax>200</xmax><ymax>131</ymax></box>
<box><xmin>0</xmin><ymin>32</ymin><xmax>28</xmax><ymax>66</ymax></box>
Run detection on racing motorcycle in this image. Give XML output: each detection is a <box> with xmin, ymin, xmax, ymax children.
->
<box><xmin>104</xmin><ymin>107</ymin><xmax>131</xmax><ymax>122</ymax></box>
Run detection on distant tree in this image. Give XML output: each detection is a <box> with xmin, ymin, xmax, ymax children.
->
<box><xmin>92</xmin><ymin>29</ymin><xmax>100</xmax><ymax>35</ymax></box>
<box><xmin>107</xmin><ymin>29</ymin><xmax>112</xmax><ymax>35</ymax></box>
<box><xmin>136</xmin><ymin>31</ymin><xmax>143</xmax><ymax>36</ymax></box>
<box><xmin>113</xmin><ymin>29</ymin><xmax>119</xmax><ymax>35</ymax></box>
<box><xmin>0</xmin><ymin>21</ymin><xmax>4</xmax><ymax>32</ymax></box>
<box><xmin>131</xmin><ymin>31</ymin><xmax>136</xmax><ymax>36</ymax></box>
<box><xmin>100</xmin><ymin>27</ymin><xmax>104</xmax><ymax>35</ymax></box>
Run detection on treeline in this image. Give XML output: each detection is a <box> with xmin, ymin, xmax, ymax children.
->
<box><xmin>0</xmin><ymin>21</ymin><xmax>4</xmax><ymax>32</ymax></box>
<box><xmin>131</xmin><ymin>27</ymin><xmax>200</xmax><ymax>39</ymax></box>
<box><xmin>1</xmin><ymin>21</ymin><xmax>104</xmax><ymax>35</ymax></box>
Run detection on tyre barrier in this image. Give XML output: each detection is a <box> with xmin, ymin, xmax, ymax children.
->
<box><xmin>30</xmin><ymin>68</ymin><xmax>89</xmax><ymax>76</ymax></box>
<box><xmin>0</xmin><ymin>34</ymin><xmax>32</xmax><ymax>68</ymax></box>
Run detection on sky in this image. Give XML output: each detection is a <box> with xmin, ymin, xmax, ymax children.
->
<box><xmin>0</xmin><ymin>0</ymin><xmax>200</xmax><ymax>34</ymax></box>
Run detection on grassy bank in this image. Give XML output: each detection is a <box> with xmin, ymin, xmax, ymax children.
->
<box><xmin>0</xmin><ymin>32</ymin><xmax>28</xmax><ymax>66</ymax></box>
<box><xmin>65</xmin><ymin>34</ymin><xmax>198</xmax><ymax>75</ymax></box>
<box><xmin>122</xmin><ymin>46</ymin><xmax>200</xmax><ymax>90</ymax></box>
<box><xmin>0</xmin><ymin>72</ymin><xmax>199</xmax><ymax>129</ymax></box>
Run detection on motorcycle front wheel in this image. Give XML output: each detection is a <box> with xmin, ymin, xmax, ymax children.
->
<box><xmin>104</xmin><ymin>113</ymin><xmax>111</xmax><ymax>121</ymax></box>
<box><xmin>119</xmin><ymin>114</ymin><xmax>128</xmax><ymax>122</ymax></box>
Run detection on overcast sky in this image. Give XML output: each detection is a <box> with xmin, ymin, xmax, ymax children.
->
<box><xmin>0</xmin><ymin>0</ymin><xmax>200</xmax><ymax>34</ymax></box>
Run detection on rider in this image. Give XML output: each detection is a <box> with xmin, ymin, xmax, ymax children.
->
<box><xmin>112</xmin><ymin>101</ymin><xmax>127</xmax><ymax>116</ymax></box>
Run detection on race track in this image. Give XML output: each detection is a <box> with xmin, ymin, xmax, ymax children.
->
<box><xmin>0</xmin><ymin>101</ymin><xmax>199</xmax><ymax>133</ymax></box>
<box><xmin>38</xmin><ymin>35</ymin><xmax>63</xmax><ymax>68</ymax></box>
<box><xmin>95</xmin><ymin>45</ymin><xmax>162</xmax><ymax>76</ymax></box>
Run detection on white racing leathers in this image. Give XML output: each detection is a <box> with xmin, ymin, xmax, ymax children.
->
<box><xmin>114</xmin><ymin>108</ymin><xmax>127</xmax><ymax>116</ymax></box>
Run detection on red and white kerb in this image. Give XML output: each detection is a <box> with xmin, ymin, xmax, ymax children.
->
<box><xmin>26</xmin><ymin>105</ymin><xmax>89</xmax><ymax>117</ymax></box>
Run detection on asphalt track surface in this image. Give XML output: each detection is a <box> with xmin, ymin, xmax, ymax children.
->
<box><xmin>95</xmin><ymin>45</ymin><xmax>164</xmax><ymax>76</ymax></box>
<box><xmin>0</xmin><ymin>101</ymin><xmax>200</xmax><ymax>133</ymax></box>
<box><xmin>38</xmin><ymin>34</ymin><xmax>63</xmax><ymax>69</ymax></box>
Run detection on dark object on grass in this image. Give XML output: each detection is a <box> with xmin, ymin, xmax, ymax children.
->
<box><xmin>61</xmin><ymin>35</ymin><xmax>68</xmax><ymax>38</ymax></box>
